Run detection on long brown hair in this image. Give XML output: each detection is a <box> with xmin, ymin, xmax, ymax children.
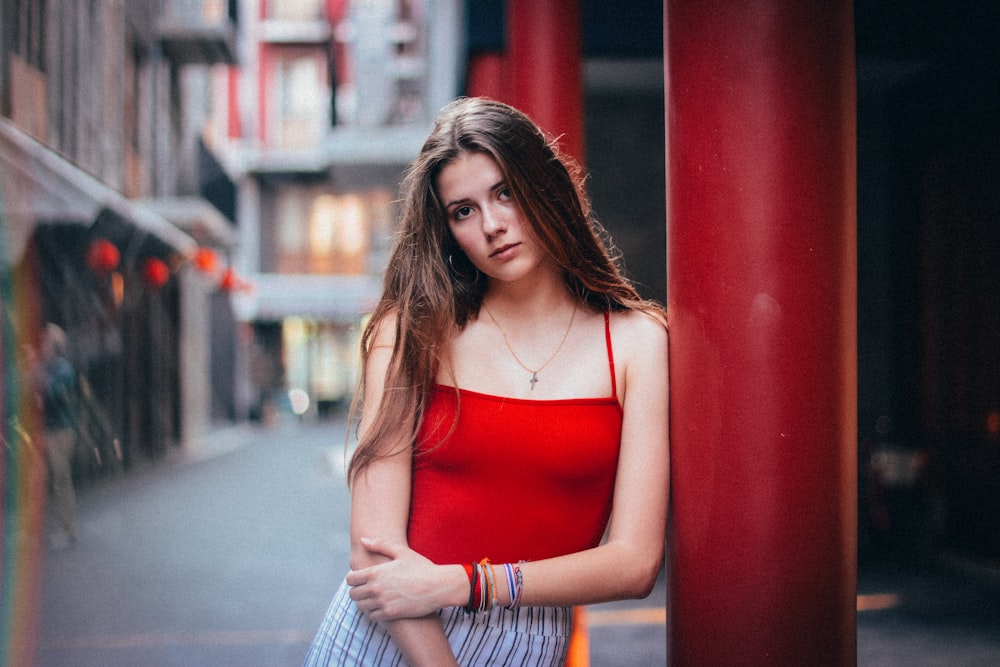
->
<box><xmin>347</xmin><ymin>97</ymin><xmax>663</xmax><ymax>484</ymax></box>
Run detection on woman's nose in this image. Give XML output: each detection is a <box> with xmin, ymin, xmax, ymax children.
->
<box><xmin>481</xmin><ymin>206</ymin><xmax>507</xmax><ymax>237</ymax></box>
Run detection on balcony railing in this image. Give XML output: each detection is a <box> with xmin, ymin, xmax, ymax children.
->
<box><xmin>158</xmin><ymin>0</ymin><xmax>238</xmax><ymax>65</ymax></box>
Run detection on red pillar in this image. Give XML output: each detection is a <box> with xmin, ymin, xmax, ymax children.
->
<box><xmin>507</xmin><ymin>0</ymin><xmax>584</xmax><ymax>162</ymax></box>
<box><xmin>665</xmin><ymin>2</ymin><xmax>857</xmax><ymax>665</ymax></box>
<box><xmin>466</xmin><ymin>52</ymin><xmax>509</xmax><ymax>103</ymax></box>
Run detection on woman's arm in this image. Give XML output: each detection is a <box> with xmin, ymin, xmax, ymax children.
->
<box><xmin>512</xmin><ymin>311</ymin><xmax>670</xmax><ymax>605</ymax></box>
<box><xmin>350</xmin><ymin>311</ymin><xmax>670</xmax><ymax>617</ymax></box>
<box><xmin>346</xmin><ymin>315</ymin><xmax>459</xmax><ymax>667</ymax></box>
<box><xmin>350</xmin><ymin>457</ymin><xmax>458</xmax><ymax>666</ymax></box>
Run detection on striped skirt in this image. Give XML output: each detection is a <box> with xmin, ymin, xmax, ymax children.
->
<box><xmin>302</xmin><ymin>580</ymin><xmax>572</xmax><ymax>667</ymax></box>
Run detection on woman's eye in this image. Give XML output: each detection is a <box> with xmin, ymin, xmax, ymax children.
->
<box><xmin>497</xmin><ymin>187</ymin><xmax>511</xmax><ymax>201</ymax></box>
<box><xmin>453</xmin><ymin>206</ymin><xmax>473</xmax><ymax>220</ymax></box>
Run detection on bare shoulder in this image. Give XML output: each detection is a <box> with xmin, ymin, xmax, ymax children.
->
<box><xmin>366</xmin><ymin>307</ymin><xmax>400</xmax><ymax>351</ymax></box>
<box><xmin>610</xmin><ymin>308</ymin><xmax>669</xmax><ymax>362</ymax></box>
<box><xmin>609</xmin><ymin>309</ymin><xmax>668</xmax><ymax>421</ymax></box>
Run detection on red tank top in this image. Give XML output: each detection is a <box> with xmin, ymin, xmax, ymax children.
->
<box><xmin>407</xmin><ymin>312</ymin><xmax>623</xmax><ymax>564</ymax></box>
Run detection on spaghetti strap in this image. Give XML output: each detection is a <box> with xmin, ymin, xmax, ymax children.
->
<box><xmin>604</xmin><ymin>311</ymin><xmax>617</xmax><ymax>399</ymax></box>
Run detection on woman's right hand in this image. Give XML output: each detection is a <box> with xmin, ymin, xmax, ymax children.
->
<box><xmin>347</xmin><ymin>537</ymin><xmax>467</xmax><ymax>621</ymax></box>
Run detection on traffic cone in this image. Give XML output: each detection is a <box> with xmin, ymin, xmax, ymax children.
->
<box><xmin>565</xmin><ymin>606</ymin><xmax>590</xmax><ymax>666</ymax></box>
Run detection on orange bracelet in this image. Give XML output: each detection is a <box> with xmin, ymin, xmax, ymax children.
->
<box><xmin>479</xmin><ymin>558</ymin><xmax>493</xmax><ymax>612</ymax></box>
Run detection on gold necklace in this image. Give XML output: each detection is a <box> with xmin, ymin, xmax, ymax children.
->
<box><xmin>482</xmin><ymin>301</ymin><xmax>578</xmax><ymax>390</ymax></box>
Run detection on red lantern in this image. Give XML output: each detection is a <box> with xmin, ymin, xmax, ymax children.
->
<box><xmin>193</xmin><ymin>247</ymin><xmax>219</xmax><ymax>274</ymax></box>
<box><xmin>219</xmin><ymin>267</ymin><xmax>240</xmax><ymax>292</ymax></box>
<box><xmin>140</xmin><ymin>257</ymin><xmax>170</xmax><ymax>290</ymax></box>
<box><xmin>86</xmin><ymin>238</ymin><xmax>120</xmax><ymax>275</ymax></box>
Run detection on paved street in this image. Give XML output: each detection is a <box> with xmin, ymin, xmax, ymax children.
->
<box><xmin>39</xmin><ymin>419</ymin><xmax>352</xmax><ymax>666</ymax></box>
<box><xmin>856</xmin><ymin>560</ymin><xmax>1000</xmax><ymax>667</ymax></box>
<box><xmin>36</xmin><ymin>417</ymin><xmax>1000</xmax><ymax>666</ymax></box>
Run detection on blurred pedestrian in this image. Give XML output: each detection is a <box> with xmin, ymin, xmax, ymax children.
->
<box><xmin>37</xmin><ymin>323</ymin><xmax>79</xmax><ymax>545</ymax></box>
<box><xmin>303</xmin><ymin>98</ymin><xmax>669</xmax><ymax>666</ymax></box>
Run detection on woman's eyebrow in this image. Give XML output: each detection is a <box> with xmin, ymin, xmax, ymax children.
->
<box><xmin>444</xmin><ymin>180</ymin><xmax>506</xmax><ymax>209</ymax></box>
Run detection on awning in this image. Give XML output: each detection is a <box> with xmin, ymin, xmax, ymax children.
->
<box><xmin>240</xmin><ymin>273</ymin><xmax>381</xmax><ymax>324</ymax></box>
<box><xmin>139</xmin><ymin>197</ymin><xmax>239</xmax><ymax>247</ymax></box>
<box><xmin>0</xmin><ymin>118</ymin><xmax>197</xmax><ymax>264</ymax></box>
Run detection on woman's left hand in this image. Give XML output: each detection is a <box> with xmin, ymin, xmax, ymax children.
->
<box><xmin>346</xmin><ymin>537</ymin><xmax>457</xmax><ymax>621</ymax></box>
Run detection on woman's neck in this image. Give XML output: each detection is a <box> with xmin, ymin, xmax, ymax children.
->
<box><xmin>482</xmin><ymin>274</ymin><xmax>574</xmax><ymax>321</ymax></box>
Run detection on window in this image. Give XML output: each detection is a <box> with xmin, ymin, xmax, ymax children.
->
<box><xmin>4</xmin><ymin>0</ymin><xmax>48</xmax><ymax>138</ymax></box>
<box><xmin>265</xmin><ymin>0</ymin><xmax>324</xmax><ymax>22</ymax></box>
<box><xmin>268</xmin><ymin>48</ymin><xmax>329</xmax><ymax>148</ymax></box>
<box><xmin>272</xmin><ymin>186</ymin><xmax>391</xmax><ymax>275</ymax></box>
<box><xmin>9</xmin><ymin>0</ymin><xmax>46</xmax><ymax>70</ymax></box>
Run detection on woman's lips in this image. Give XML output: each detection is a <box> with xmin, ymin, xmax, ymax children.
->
<box><xmin>490</xmin><ymin>243</ymin><xmax>520</xmax><ymax>259</ymax></box>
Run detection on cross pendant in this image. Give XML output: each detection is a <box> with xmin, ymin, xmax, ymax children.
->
<box><xmin>529</xmin><ymin>372</ymin><xmax>538</xmax><ymax>390</ymax></box>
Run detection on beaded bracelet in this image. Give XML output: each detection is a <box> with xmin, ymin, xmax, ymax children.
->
<box><xmin>503</xmin><ymin>562</ymin><xmax>524</xmax><ymax>609</ymax></box>
<box><xmin>465</xmin><ymin>558</ymin><xmax>525</xmax><ymax>613</ymax></box>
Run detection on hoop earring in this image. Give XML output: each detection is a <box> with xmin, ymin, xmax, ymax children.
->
<box><xmin>448</xmin><ymin>253</ymin><xmax>481</xmax><ymax>285</ymax></box>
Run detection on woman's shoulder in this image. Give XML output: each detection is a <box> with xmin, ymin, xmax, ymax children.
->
<box><xmin>609</xmin><ymin>307</ymin><xmax>669</xmax><ymax>363</ymax></box>
<box><xmin>365</xmin><ymin>306</ymin><xmax>400</xmax><ymax>351</ymax></box>
<box><xmin>609</xmin><ymin>307</ymin><xmax>668</xmax><ymax>340</ymax></box>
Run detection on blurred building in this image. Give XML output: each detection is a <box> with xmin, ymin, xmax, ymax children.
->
<box><xmin>208</xmin><ymin>0</ymin><xmax>463</xmax><ymax>422</ymax></box>
<box><xmin>1</xmin><ymin>0</ymin><xmax>666</xmax><ymax>465</ymax></box>
<box><xmin>1</xmin><ymin>0</ymin><xmax>242</xmax><ymax>469</ymax></box>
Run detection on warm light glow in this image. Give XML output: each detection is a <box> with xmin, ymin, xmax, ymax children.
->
<box><xmin>987</xmin><ymin>410</ymin><xmax>1000</xmax><ymax>439</ymax></box>
<box><xmin>193</xmin><ymin>247</ymin><xmax>220</xmax><ymax>274</ymax></box>
<box><xmin>284</xmin><ymin>317</ymin><xmax>306</xmax><ymax>345</ymax></box>
<box><xmin>219</xmin><ymin>268</ymin><xmax>244</xmax><ymax>292</ymax></box>
<box><xmin>586</xmin><ymin>607</ymin><xmax>666</xmax><ymax>626</ymax></box>
<box><xmin>140</xmin><ymin>257</ymin><xmax>170</xmax><ymax>290</ymax></box>
<box><xmin>338</xmin><ymin>195</ymin><xmax>367</xmax><ymax>255</ymax></box>
<box><xmin>86</xmin><ymin>238</ymin><xmax>120</xmax><ymax>274</ymax></box>
<box><xmin>310</xmin><ymin>194</ymin><xmax>368</xmax><ymax>258</ymax></box>
<box><xmin>856</xmin><ymin>593</ymin><xmax>901</xmax><ymax>611</ymax></box>
<box><xmin>111</xmin><ymin>272</ymin><xmax>125</xmax><ymax>307</ymax></box>
<box><xmin>310</xmin><ymin>195</ymin><xmax>338</xmax><ymax>257</ymax></box>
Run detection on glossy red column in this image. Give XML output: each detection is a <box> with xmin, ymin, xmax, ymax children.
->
<box><xmin>466</xmin><ymin>52</ymin><xmax>509</xmax><ymax>102</ymax></box>
<box><xmin>507</xmin><ymin>0</ymin><xmax>584</xmax><ymax>162</ymax></box>
<box><xmin>665</xmin><ymin>2</ymin><xmax>857</xmax><ymax>665</ymax></box>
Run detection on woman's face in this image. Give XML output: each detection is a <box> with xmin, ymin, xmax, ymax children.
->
<box><xmin>436</xmin><ymin>151</ymin><xmax>551</xmax><ymax>285</ymax></box>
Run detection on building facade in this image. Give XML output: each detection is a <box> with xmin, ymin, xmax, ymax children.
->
<box><xmin>1</xmin><ymin>0</ymin><xmax>241</xmax><ymax>471</ymax></box>
<box><xmin>212</xmin><ymin>0</ymin><xmax>462</xmax><ymax>421</ymax></box>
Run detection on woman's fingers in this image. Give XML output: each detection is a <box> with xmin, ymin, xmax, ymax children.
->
<box><xmin>344</xmin><ymin>539</ymin><xmax>442</xmax><ymax>620</ymax></box>
<box><xmin>346</xmin><ymin>580</ymin><xmax>393</xmax><ymax>621</ymax></box>
<box><xmin>345</xmin><ymin>536</ymin><xmax>408</xmax><ymax>590</ymax></box>
<box><xmin>345</xmin><ymin>568</ymin><xmax>367</xmax><ymax>588</ymax></box>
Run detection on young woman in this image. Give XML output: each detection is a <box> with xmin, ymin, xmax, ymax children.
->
<box><xmin>303</xmin><ymin>97</ymin><xmax>669</xmax><ymax>667</ymax></box>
